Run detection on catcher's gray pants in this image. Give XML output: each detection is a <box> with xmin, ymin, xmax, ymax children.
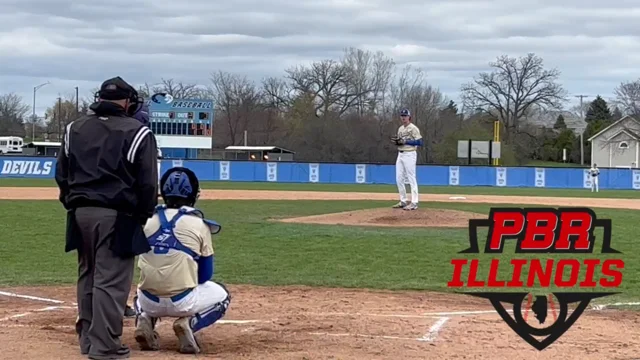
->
<box><xmin>74</xmin><ymin>207</ymin><xmax>135</xmax><ymax>359</ymax></box>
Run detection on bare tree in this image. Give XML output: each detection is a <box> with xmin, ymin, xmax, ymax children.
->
<box><xmin>613</xmin><ymin>79</ymin><xmax>640</xmax><ymax>117</ymax></box>
<box><xmin>209</xmin><ymin>71</ymin><xmax>263</xmax><ymax>145</ymax></box>
<box><xmin>262</xmin><ymin>76</ymin><xmax>293</xmax><ymax>111</ymax></box>
<box><xmin>285</xmin><ymin>60</ymin><xmax>349</xmax><ymax>117</ymax></box>
<box><xmin>140</xmin><ymin>78</ymin><xmax>206</xmax><ymax>99</ymax></box>
<box><xmin>389</xmin><ymin>66</ymin><xmax>449</xmax><ymax>163</ymax></box>
<box><xmin>0</xmin><ymin>93</ymin><xmax>29</xmax><ymax>136</ymax></box>
<box><xmin>460</xmin><ymin>53</ymin><xmax>567</xmax><ymax>138</ymax></box>
<box><xmin>339</xmin><ymin>47</ymin><xmax>395</xmax><ymax>116</ymax></box>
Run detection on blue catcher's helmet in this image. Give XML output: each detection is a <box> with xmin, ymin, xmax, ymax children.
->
<box><xmin>160</xmin><ymin>167</ymin><xmax>200</xmax><ymax>206</ymax></box>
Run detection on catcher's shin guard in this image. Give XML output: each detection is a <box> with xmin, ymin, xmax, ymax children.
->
<box><xmin>190</xmin><ymin>294</ymin><xmax>231</xmax><ymax>333</ymax></box>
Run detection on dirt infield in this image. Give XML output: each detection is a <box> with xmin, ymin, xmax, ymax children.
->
<box><xmin>277</xmin><ymin>207</ymin><xmax>485</xmax><ymax>227</ymax></box>
<box><xmin>1</xmin><ymin>187</ymin><xmax>638</xmax><ymax>359</ymax></box>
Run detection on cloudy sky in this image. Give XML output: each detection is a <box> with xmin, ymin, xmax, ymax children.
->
<box><xmin>1</xmin><ymin>0</ymin><xmax>639</xmax><ymax>116</ymax></box>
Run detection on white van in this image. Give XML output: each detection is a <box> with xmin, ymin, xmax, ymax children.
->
<box><xmin>0</xmin><ymin>137</ymin><xmax>23</xmax><ymax>154</ymax></box>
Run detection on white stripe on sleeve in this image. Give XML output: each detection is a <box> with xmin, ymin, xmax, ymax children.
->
<box><xmin>64</xmin><ymin>122</ymin><xmax>73</xmax><ymax>156</ymax></box>
<box><xmin>127</xmin><ymin>126</ymin><xmax>151</xmax><ymax>163</ymax></box>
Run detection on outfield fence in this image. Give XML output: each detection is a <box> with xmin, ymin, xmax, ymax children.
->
<box><xmin>2</xmin><ymin>156</ymin><xmax>640</xmax><ymax>190</ymax></box>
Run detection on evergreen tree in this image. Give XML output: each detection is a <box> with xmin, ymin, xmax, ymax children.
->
<box><xmin>585</xmin><ymin>95</ymin><xmax>612</xmax><ymax>122</ymax></box>
<box><xmin>554</xmin><ymin>114</ymin><xmax>567</xmax><ymax>129</ymax></box>
<box><xmin>445</xmin><ymin>100</ymin><xmax>458</xmax><ymax>114</ymax></box>
<box><xmin>612</xmin><ymin>106</ymin><xmax>623</xmax><ymax>121</ymax></box>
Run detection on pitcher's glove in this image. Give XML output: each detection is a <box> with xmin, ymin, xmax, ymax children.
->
<box><xmin>390</xmin><ymin>136</ymin><xmax>404</xmax><ymax>145</ymax></box>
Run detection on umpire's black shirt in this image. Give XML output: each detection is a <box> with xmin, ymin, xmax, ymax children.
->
<box><xmin>55</xmin><ymin>101</ymin><xmax>158</xmax><ymax>223</ymax></box>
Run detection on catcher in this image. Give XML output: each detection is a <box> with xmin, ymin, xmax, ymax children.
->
<box><xmin>132</xmin><ymin>167</ymin><xmax>231</xmax><ymax>354</ymax></box>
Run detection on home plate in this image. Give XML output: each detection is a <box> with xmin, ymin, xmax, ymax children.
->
<box><xmin>449</xmin><ymin>196</ymin><xmax>466</xmax><ymax>200</ymax></box>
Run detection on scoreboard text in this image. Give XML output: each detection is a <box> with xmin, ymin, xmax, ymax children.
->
<box><xmin>147</xmin><ymin>96</ymin><xmax>214</xmax><ymax>137</ymax></box>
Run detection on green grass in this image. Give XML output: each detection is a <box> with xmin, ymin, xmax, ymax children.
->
<box><xmin>0</xmin><ymin>200</ymin><xmax>637</xmax><ymax>304</ymax></box>
<box><xmin>3</xmin><ymin>178</ymin><xmax>640</xmax><ymax>198</ymax></box>
<box><xmin>526</xmin><ymin>160</ymin><xmax>582</xmax><ymax>168</ymax></box>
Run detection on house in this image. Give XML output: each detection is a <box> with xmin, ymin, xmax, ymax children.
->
<box><xmin>587</xmin><ymin>115</ymin><xmax>640</xmax><ymax>168</ymax></box>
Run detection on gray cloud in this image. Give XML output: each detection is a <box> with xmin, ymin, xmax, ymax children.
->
<box><xmin>1</xmin><ymin>0</ymin><xmax>639</xmax><ymax>114</ymax></box>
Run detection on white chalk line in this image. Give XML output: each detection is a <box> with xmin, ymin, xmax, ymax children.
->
<box><xmin>0</xmin><ymin>305</ymin><xmax>75</xmax><ymax>322</ymax></box>
<box><xmin>0</xmin><ymin>291</ymin><xmax>64</xmax><ymax>304</ymax></box>
<box><xmin>422</xmin><ymin>317</ymin><xmax>448</xmax><ymax>341</ymax></box>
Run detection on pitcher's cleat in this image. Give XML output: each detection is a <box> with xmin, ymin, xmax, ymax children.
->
<box><xmin>403</xmin><ymin>203</ymin><xmax>418</xmax><ymax>211</ymax></box>
<box><xmin>392</xmin><ymin>201</ymin><xmax>407</xmax><ymax>209</ymax></box>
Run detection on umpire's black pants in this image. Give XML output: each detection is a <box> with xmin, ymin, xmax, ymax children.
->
<box><xmin>74</xmin><ymin>207</ymin><xmax>135</xmax><ymax>359</ymax></box>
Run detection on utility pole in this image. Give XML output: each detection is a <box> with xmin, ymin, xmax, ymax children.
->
<box><xmin>75</xmin><ymin>86</ymin><xmax>79</xmax><ymax>114</ymax></box>
<box><xmin>57</xmin><ymin>97</ymin><xmax>62</xmax><ymax>141</ymax></box>
<box><xmin>575</xmin><ymin>94</ymin><xmax>590</xmax><ymax>165</ymax></box>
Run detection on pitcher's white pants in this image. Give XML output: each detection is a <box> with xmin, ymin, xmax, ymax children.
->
<box><xmin>591</xmin><ymin>176</ymin><xmax>599</xmax><ymax>192</ymax></box>
<box><xmin>137</xmin><ymin>281</ymin><xmax>229</xmax><ymax>319</ymax></box>
<box><xmin>396</xmin><ymin>151</ymin><xmax>418</xmax><ymax>203</ymax></box>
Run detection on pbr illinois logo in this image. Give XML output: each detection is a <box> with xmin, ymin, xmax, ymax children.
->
<box><xmin>448</xmin><ymin>207</ymin><xmax>624</xmax><ymax>350</ymax></box>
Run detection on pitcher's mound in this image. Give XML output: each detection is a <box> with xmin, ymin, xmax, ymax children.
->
<box><xmin>277</xmin><ymin>207</ymin><xmax>485</xmax><ymax>228</ymax></box>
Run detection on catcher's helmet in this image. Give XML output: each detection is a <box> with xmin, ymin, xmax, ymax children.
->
<box><xmin>160</xmin><ymin>167</ymin><xmax>200</xmax><ymax>206</ymax></box>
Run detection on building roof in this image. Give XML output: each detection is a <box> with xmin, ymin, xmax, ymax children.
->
<box><xmin>587</xmin><ymin>115</ymin><xmax>640</xmax><ymax>141</ymax></box>
<box><xmin>224</xmin><ymin>146</ymin><xmax>295</xmax><ymax>153</ymax></box>
<box><xmin>25</xmin><ymin>142</ymin><xmax>62</xmax><ymax>147</ymax></box>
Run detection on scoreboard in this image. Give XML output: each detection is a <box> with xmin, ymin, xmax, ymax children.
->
<box><xmin>147</xmin><ymin>94</ymin><xmax>214</xmax><ymax>137</ymax></box>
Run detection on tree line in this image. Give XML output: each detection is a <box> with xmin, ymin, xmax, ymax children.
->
<box><xmin>2</xmin><ymin>48</ymin><xmax>638</xmax><ymax>165</ymax></box>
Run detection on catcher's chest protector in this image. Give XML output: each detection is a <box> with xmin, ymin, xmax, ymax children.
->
<box><xmin>147</xmin><ymin>206</ymin><xmax>202</xmax><ymax>259</ymax></box>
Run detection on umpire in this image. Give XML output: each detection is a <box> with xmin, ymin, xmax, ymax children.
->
<box><xmin>55</xmin><ymin>76</ymin><xmax>158</xmax><ymax>359</ymax></box>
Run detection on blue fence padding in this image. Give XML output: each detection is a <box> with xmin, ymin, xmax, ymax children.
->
<box><xmin>3</xmin><ymin>156</ymin><xmax>640</xmax><ymax>190</ymax></box>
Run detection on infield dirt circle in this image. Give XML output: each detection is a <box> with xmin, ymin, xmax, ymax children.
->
<box><xmin>0</xmin><ymin>187</ymin><xmax>638</xmax><ymax>359</ymax></box>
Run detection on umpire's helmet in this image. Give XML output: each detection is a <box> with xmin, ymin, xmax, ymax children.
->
<box><xmin>160</xmin><ymin>167</ymin><xmax>200</xmax><ymax>207</ymax></box>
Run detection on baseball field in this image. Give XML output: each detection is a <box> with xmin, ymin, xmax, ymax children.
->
<box><xmin>1</xmin><ymin>179</ymin><xmax>639</xmax><ymax>359</ymax></box>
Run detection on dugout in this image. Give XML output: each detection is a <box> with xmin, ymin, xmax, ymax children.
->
<box><xmin>22</xmin><ymin>141</ymin><xmax>62</xmax><ymax>157</ymax></box>
<box><xmin>222</xmin><ymin>146</ymin><xmax>295</xmax><ymax>161</ymax></box>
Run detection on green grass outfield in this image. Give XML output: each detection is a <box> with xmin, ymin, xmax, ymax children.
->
<box><xmin>0</xmin><ymin>199</ymin><xmax>636</xmax><ymax>304</ymax></box>
<box><xmin>2</xmin><ymin>178</ymin><xmax>640</xmax><ymax>198</ymax></box>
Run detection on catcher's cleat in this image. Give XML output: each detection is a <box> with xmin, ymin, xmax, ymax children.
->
<box><xmin>403</xmin><ymin>203</ymin><xmax>418</xmax><ymax>211</ymax></box>
<box><xmin>124</xmin><ymin>305</ymin><xmax>136</xmax><ymax>318</ymax></box>
<box><xmin>392</xmin><ymin>201</ymin><xmax>407</xmax><ymax>209</ymax></box>
<box><xmin>173</xmin><ymin>317</ymin><xmax>201</xmax><ymax>354</ymax></box>
<box><xmin>134</xmin><ymin>314</ymin><xmax>160</xmax><ymax>351</ymax></box>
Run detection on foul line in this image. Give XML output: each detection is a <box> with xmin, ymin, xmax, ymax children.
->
<box><xmin>0</xmin><ymin>306</ymin><xmax>75</xmax><ymax>322</ymax></box>
<box><xmin>0</xmin><ymin>291</ymin><xmax>64</xmax><ymax>304</ymax></box>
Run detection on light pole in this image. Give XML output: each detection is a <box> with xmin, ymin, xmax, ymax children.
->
<box><xmin>575</xmin><ymin>94</ymin><xmax>590</xmax><ymax>165</ymax></box>
<box><xmin>32</xmin><ymin>82</ymin><xmax>50</xmax><ymax>140</ymax></box>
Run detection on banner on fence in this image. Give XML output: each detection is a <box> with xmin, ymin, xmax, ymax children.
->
<box><xmin>535</xmin><ymin>168</ymin><xmax>545</xmax><ymax>187</ymax></box>
<box><xmin>219</xmin><ymin>161</ymin><xmax>230</xmax><ymax>180</ymax></box>
<box><xmin>355</xmin><ymin>164</ymin><xmax>366</xmax><ymax>183</ymax></box>
<box><xmin>0</xmin><ymin>159</ymin><xmax>53</xmax><ymax>176</ymax></box>
<box><xmin>496</xmin><ymin>167</ymin><xmax>507</xmax><ymax>186</ymax></box>
<box><xmin>583</xmin><ymin>169</ymin><xmax>592</xmax><ymax>188</ymax></box>
<box><xmin>267</xmin><ymin>162</ymin><xmax>277</xmax><ymax>182</ymax></box>
<box><xmin>309</xmin><ymin>163</ymin><xmax>319</xmax><ymax>182</ymax></box>
<box><xmin>633</xmin><ymin>170</ymin><xmax>640</xmax><ymax>189</ymax></box>
<box><xmin>449</xmin><ymin>166</ymin><xmax>459</xmax><ymax>185</ymax></box>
